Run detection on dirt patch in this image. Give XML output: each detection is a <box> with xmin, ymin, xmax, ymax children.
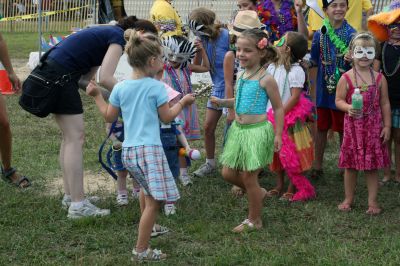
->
<box><xmin>46</xmin><ymin>171</ymin><xmax>117</xmax><ymax>196</ymax></box>
<box><xmin>12</xmin><ymin>58</ymin><xmax>31</xmax><ymax>81</ymax></box>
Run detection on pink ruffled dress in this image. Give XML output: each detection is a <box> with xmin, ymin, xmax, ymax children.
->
<box><xmin>339</xmin><ymin>72</ymin><xmax>390</xmax><ymax>170</ymax></box>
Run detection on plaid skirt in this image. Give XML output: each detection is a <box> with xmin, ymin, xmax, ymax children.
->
<box><xmin>122</xmin><ymin>145</ymin><xmax>180</xmax><ymax>202</ymax></box>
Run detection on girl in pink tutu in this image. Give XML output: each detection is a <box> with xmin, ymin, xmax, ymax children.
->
<box><xmin>335</xmin><ymin>32</ymin><xmax>391</xmax><ymax>215</ymax></box>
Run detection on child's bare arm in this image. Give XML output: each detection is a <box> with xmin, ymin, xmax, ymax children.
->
<box><xmin>335</xmin><ymin>76</ymin><xmax>351</xmax><ymax>113</ymax></box>
<box><xmin>87</xmin><ymin>80</ymin><xmax>119</xmax><ymax>122</ymax></box>
<box><xmin>209</xmin><ymin>96</ymin><xmax>235</xmax><ymax>108</ymax></box>
<box><xmin>284</xmin><ymin>87</ymin><xmax>302</xmax><ymax>114</ymax></box>
<box><xmin>189</xmin><ymin>41</ymin><xmax>210</xmax><ymax>73</ymax></box>
<box><xmin>158</xmin><ymin>94</ymin><xmax>195</xmax><ymax>123</ymax></box>
<box><xmin>380</xmin><ymin>75</ymin><xmax>391</xmax><ymax>143</ymax></box>
<box><xmin>262</xmin><ymin>75</ymin><xmax>284</xmax><ymax>151</ymax></box>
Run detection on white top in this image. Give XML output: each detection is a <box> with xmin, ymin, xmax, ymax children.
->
<box><xmin>266</xmin><ymin>63</ymin><xmax>305</xmax><ymax>111</ymax></box>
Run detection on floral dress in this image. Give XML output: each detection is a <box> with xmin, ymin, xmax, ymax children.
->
<box><xmin>339</xmin><ymin>72</ymin><xmax>390</xmax><ymax>170</ymax></box>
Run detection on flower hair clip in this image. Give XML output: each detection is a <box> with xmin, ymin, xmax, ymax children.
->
<box><xmin>257</xmin><ymin>37</ymin><xmax>268</xmax><ymax>49</ymax></box>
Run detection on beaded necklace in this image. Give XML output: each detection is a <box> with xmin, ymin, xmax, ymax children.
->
<box><xmin>382</xmin><ymin>42</ymin><xmax>400</xmax><ymax>77</ymax></box>
<box><xmin>257</xmin><ymin>0</ymin><xmax>296</xmax><ymax>42</ymax></box>
<box><xmin>320</xmin><ymin>19</ymin><xmax>350</xmax><ymax>94</ymax></box>
<box><xmin>165</xmin><ymin>63</ymin><xmax>192</xmax><ymax>94</ymax></box>
<box><xmin>353</xmin><ymin>67</ymin><xmax>377</xmax><ymax>116</ymax></box>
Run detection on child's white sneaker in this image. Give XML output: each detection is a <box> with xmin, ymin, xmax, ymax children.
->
<box><xmin>178</xmin><ymin>174</ymin><xmax>192</xmax><ymax>186</ymax></box>
<box><xmin>67</xmin><ymin>200</ymin><xmax>110</xmax><ymax>219</ymax></box>
<box><xmin>193</xmin><ymin>162</ymin><xmax>215</xmax><ymax>177</ymax></box>
<box><xmin>164</xmin><ymin>203</ymin><xmax>176</xmax><ymax>216</ymax></box>
<box><xmin>116</xmin><ymin>194</ymin><xmax>129</xmax><ymax>206</ymax></box>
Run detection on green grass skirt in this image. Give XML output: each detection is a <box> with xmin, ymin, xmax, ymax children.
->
<box><xmin>220</xmin><ymin>120</ymin><xmax>275</xmax><ymax>171</ymax></box>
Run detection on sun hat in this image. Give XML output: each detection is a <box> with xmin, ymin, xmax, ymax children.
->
<box><xmin>368</xmin><ymin>0</ymin><xmax>400</xmax><ymax>42</ymax></box>
<box><xmin>227</xmin><ymin>10</ymin><xmax>265</xmax><ymax>36</ymax></box>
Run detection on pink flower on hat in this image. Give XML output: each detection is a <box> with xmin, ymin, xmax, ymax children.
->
<box><xmin>257</xmin><ymin>37</ymin><xmax>268</xmax><ymax>49</ymax></box>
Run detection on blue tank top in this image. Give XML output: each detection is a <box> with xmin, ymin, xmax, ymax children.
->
<box><xmin>235</xmin><ymin>79</ymin><xmax>269</xmax><ymax>115</ymax></box>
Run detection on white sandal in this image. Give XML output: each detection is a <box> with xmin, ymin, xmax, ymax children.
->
<box><xmin>132</xmin><ymin>248</ymin><xmax>167</xmax><ymax>261</ymax></box>
<box><xmin>232</xmin><ymin>219</ymin><xmax>255</xmax><ymax>233</ymax></box>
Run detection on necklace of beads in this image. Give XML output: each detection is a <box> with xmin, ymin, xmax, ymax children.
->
<box><xmin>320</xmin><ymin>20</ymin><xmax>349</xmax><ymax>94</ymax></box>
<box><xmin>382</xmin><ymin>42</ymin><xmax>400</xmax><ymax>77</ymax></box>
<box><xmin>353</xmin><ymin>67</ymin><xmax>373</xmax><ymax>92</ymax></box>
<box><xmin>236</xmin><ymin>67</ymin><xmax>264</xmax><ymax>114</ymax></box>
<box><xmin>257</xmin><ymin>0</ymin><xmax>295</xmax><ymax>42</ymax></box>
<box><xmin>165</xmin><ymin>63</ymin><xmax>192</xmax><ymax>94</ymax></box>
<box><xmin>353</xmin><ymin>67</ymin><xmax>377</xmax><ymax>116</ymax></box>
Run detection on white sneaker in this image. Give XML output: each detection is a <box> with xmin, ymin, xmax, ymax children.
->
<box><xmin>164</xmin><ymin>203</ymin><xmax>176</xmax><ymax>216</ymax></box>
<box><xmin>61</xmin><ymin>195</ymin><xmax>100</xmax><ymax>210</ymax></box>
<box><xmin>193</xmin><ymin>163</ymin><xmax>215</xmax><ymax>177</ymax></box>
<box><xmin>178</xmin><ymin>174</ymin><xmax>192</xmax><ymax>186</ymax></box>
<box><xmin>67</xmin><ymin>200</ymin><xmax>110</xmax><ymax>219</ymax></box>
<box><xmin>116</xmin><ymin>194</ymin><xmax>129</xmax><ymax>206</ymax></box>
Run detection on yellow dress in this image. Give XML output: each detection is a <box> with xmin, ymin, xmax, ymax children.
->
<box><xmin>150</xmin><ymin>0</ymin><xmax>183</xmax><ymax>37</ymax></box>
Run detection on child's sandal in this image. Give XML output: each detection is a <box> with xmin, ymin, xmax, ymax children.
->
<box><xmin>232</xmin><ymin>219</ymin><xmax>257</xmax><ymax>233</ymax></box>
<box><xmin>279</xmin><ymin>192</ymin><xmax>294</xmax><ymax>201</ymax></box>
<box><xmin>338</xmin><ymin>202</ymin><xmax>352</xmax><ymax>212</ymax></box>
<box><xmin>132</xmin><ymin>248</ymin><xmax>167</xmax><ymax>262</ymax></box>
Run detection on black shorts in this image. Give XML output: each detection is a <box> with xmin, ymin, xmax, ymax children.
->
<box><xmin>38</xmin><ymin>59</ymin><xmax>83</xmax><ymax>115</ymax></box>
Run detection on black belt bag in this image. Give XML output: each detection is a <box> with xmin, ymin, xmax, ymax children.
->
<box><xmin>19</xmin><ymin>68</ymin><xmax>76</xmax><ymax>118</ymax></box>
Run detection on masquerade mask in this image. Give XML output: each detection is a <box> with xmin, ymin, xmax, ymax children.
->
<box><xmin>275</xmin><ymin>36</ymin><xmax>285</xmax><ymax>47</ymax></box>
<box><xmin>189</xmin><ymin>20</ymin><xmax>210</xmax><ymax>37</ymax></box>
<box><xmin>162</xmin><ymin>36</ymin><xmax>197</xmax><ymax>68</ymax></box>
<box><xmin>353</xmin><ymin>46</ymin><xmax>375</xmax><ymax>60</ymax></box>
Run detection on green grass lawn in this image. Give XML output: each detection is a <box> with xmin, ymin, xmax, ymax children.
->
<box><xmin>2</xmin><ymin>34</ymin><xmax>400</xmax><ymax>265</ymax></box>
<box><xmin>2</xmin><ymin>93</ymin><xmax>400</xmax><ymax>265</ymax></box>
<box><xmin>3</xmin><ymin>32</ymin><xmax>69</xmax><ymax>59</ymax></box>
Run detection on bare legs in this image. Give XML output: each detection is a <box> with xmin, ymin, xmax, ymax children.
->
<box><xmin>0</xmin><ymin>95</ymin><xmax>29</xmax><ymax>187</ymax></box>
<box><xmin>204</xmin><ymin>108</ymin><xmax>222</xmax><ymax>160</ymax></box>
<box><xmin>222</xmin><ymin>167</ymin><xmax>265</xmax><ymax>231</ymax></box>
<box><xmin>314</xmin><ymin>129</ymin><xmax>343</xmax><ymax>173</ymax></box>
<box><xmin>383</xmin><ymin>128</ymin><xmax>400</xmax><ymax>182</ymax></box>
<box><xmin>55</xmin><ymin>114</ymin><xmax>85</xmax><ymax>202</ymax></box>
<box><xmin>136</xmin><ymin>192</ymin><xmax>161</xmax><ymax>252</ymax></box>
<box><xmin>339</xmin><ymin>169</ymin><xmax>380</xmax><ymax>214</ymax></box>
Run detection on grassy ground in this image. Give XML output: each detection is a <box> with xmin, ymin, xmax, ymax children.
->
<box><xmin>3</xmin><ymin>32</ymin><xmax>69</xmax><ymax>59</ymax></box>
<box><xmin>2</xmin><ymin>34</ymin><xmax>400</xmax><ymax>265</ymax></box>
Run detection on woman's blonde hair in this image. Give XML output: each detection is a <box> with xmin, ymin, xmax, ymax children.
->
<box><xmin>123</xmin><ymin>29</ymin><xmax>162</xmax><ymax>68</ymax></box>
<box><xmin>239</xmin><ymin>29</ymin><xmax>279</xmax><ymax>66</ymax></box>
<box><xmin>189</xmin><ymin>7</ymin><xmax>222</xmax><ymax>40</ymax></box>
<box><xmin>279</xmin><ymin>31</ymin><xmax>308</xmax><ymax>72</ymax></box>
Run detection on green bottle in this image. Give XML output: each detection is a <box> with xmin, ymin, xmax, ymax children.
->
<box><xmin>351</xmin><ymin>88</ymin><xmax>363</xmax><ymax>110</ymax></box>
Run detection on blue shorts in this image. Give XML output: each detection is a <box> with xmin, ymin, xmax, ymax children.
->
<box><xmin>392</xmin><ymin>109</ymin><xmax>400</xmax><ymax>129</ymax></box>
<box><xmin>207</xmin><ymin>89</ymin><xmax>225</xmax><ymax>111</ymax></box>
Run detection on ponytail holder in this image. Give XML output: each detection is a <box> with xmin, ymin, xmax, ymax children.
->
<box><xmin>257</xmin><ymin>37</ymin><xmax>268</xmax><ymax>49</ymax></box>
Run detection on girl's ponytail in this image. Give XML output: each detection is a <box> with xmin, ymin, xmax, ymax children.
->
<box><xmin>123</xmin><ymin>29</ymin><xmax>161</xmax><ymax>68</ymax></box>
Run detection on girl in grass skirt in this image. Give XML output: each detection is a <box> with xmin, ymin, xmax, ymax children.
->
<box><xmin>210</xmin><ymin>29</ymin><xmax>284</xmax><ymax>233</ymax></box>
